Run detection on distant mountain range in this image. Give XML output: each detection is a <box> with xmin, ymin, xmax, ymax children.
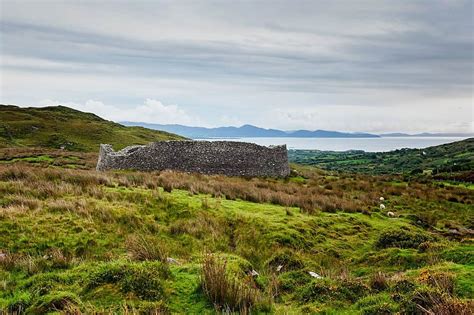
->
<box><xmin>120</xmin><ymin>122</ymin><xmax>378</xmax><ymax>138</ymax></box>
<box><xmin>121</xmin><ymin>122</ymin><xmax>473</xmax><ymax>139</ymax></box>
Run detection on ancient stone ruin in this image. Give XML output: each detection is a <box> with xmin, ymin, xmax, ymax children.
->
<box><xmin>96</xmin><ymin>141</ymin><xmax>290</xmax><ymax>177</ymax></box>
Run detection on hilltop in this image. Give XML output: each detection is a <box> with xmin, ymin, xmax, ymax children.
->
<box><xmin>0</xmin><ymin>105</ymin><xmax>185</xmax><ymax>152</ymax></box>
<box><xmin>289</xmin><ymin>138</ymin><xmax>474</xmax><ymax>177</ymax></box>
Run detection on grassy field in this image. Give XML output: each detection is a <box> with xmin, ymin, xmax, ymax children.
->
<box><xmin>0</xmin><ymin>105</ymin><xmax>185</xmax><ymax>151</ymax></box>
<box><xmin>0</xmin><ymin>148</ymin><xmax>472</xmax><ymax>314</ymax></box>
<box><xmin>288</xmin><ymin>138</ymin><xmax>474</xmax><ymax>178</ymax></box>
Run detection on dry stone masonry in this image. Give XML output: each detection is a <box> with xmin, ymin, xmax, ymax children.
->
<box><xmin>96</xmin><ymin>141</ymin><xmax>290</xmax><ymax>177</ymax></box>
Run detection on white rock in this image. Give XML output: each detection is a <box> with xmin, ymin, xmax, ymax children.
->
<box><xmin>250</xmin><ymin>269</ymin><xmax>259</xmax><ymax>277</ymax></box>
<box><xmin>387</xmin><ymin>211</ymin><xmax>395</xmax><ymax>217</ymax></box>
<box><xmin>276</xmin><ymin>265</ymin><xmax>283</xmax><ymax>272</ymax></box>
<box><xmin>166</xmin><ymin>257</ymin><xmax>179</xmax><ymax>264</ymax></box>
<box><xmin>380</xmin><ymin>204</ymin><xmax>386</xmax><ymax>210</ymax></box>
<box><xmin>308</xmin><ymin>271</ymin><xmax>322</xmax><ymax>279</ymax></box>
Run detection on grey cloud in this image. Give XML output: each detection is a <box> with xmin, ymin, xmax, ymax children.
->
<box><xmin>0</xmin><ymin>0</ymin><xmax>472</xmax><ymax>132</ymax></box>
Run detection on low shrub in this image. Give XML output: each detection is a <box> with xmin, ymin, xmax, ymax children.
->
<box><xmin>375</xmin><ymin>229</ymin><xmax>434</xmax><ymax>249</ymax></box>
<box><xmin>265</xmin><ymin>249</ymin><xmax>305</xmax><ymax>272</ymax></box>
<box><xmin>296</xmin><ymin>278</ymin><xmax>336</xmax><ymax>303</ymax></box>
<box><xmin>418</xmin><ymin>270</ymin><xmax>455</xmax><ymax>294</ymax></box>
<box><xmin>87</xmin><ymin>261</ymin><xmax>169</xmax><ymax>301</ymax></box>
<box><xmin>355</xmin><ymin>293</ymin><xmax>399</xmax><ymax>315</ymax></box>
<box><xmin>392</xmin><ymin>279</ymin><xmax>416</xmax><ymax>294</ymax></box>
<box><xmin>278</xmin><ymin>270</ymin><xmax>311</xmax><ymax>292</ymax></box>
<box><xmin>338</xmin><ymin>279</ymin><xmax>370</xmax><ymax>302</ymax></box>
<box><xmin>296</xmin><ymin>278</ymin><xmax>368</xmax><ymax>303</ymax></box>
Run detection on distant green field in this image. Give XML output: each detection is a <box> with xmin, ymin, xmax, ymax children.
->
<box><xmin>288</xmin><ymin>138</ymin><xmax>474</xmax><ymax>177</ymax></box>
<box><xmin>0</xmin><ymin>105</ymin><xmax>185</xmax><ymax>151</ymax></box>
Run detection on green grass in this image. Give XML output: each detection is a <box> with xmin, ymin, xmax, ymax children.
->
<box><xmin>0</xmin><ymin>158</ymin><xmax>472</xmax><ymax>313</ymax></box>
<box><xmin>288</xmin><ymin>138</ymin><xmax>474</xmax><ymax>177</ymax></box>
<box><xmin>0</xmin><ymin>105</ymin><xmax>185</xmax><ymax>151</ymax></box>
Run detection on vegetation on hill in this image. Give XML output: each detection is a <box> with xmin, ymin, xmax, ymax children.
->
<box><xmin>288</xmin><ymin>138</ymin><xmax>474</xmax><ymax>178</ymax></box>
<box><xmin>0</xmin><ymin>149</ymin><xmax>472</xmax><ymax>313</ymax></box>
<box><xmin>0</xmin><ymin>105</ymin><xmax>185</xmax><ymax>152</ymax></box>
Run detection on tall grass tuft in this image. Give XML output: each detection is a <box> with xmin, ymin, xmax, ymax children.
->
<box><xmin>201</xmin><ymin>253</ymin><xmax>270</xmax><ymax>314</ymax></box>
<box><xmin>126</xmin><ymin>234</ymin><xmax>168</xmax><ymax>263</ymax></box>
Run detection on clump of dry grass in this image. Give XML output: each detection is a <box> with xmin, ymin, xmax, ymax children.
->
<box><xmin>201</xmin><ymin>253</ymin><xmax>270</xmax><ymax>314</ymax></box>
<box><xmin>413</xmin><ymin>288</ymin><xmax>473</xmax><ymax>315</ymax></box>
<box><xmin>369</xmin><ymin>271</ymin><xmax>389</xmax><ymax>291</ymax></box>
<box><xmin>418</xmin><ymin>270</ymin><xmax>455</xmax><ymax>294</ymax></box>
<box><xmin>126</xmin><ymin>234</ymin><xmax>168</xmax><ymax>262</ymax></box>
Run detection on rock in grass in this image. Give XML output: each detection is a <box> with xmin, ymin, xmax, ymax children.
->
<box><xmin>250</xmin><ymin>270</ymin><xmax>259</xmax><ymax>277</ymax></box>
<box><xmin>308</xmin><ymin>271</ymin><xmax>322</xmax><ymax>279</ymax></box>
<box><xmin>166</xmin><ymin>257</ymin><xmax>179</xmax><ymax>264</ymax></box>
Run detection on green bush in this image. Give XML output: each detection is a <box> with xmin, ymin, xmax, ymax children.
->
<box><xmin>338</xmin><ymin>279</ymin><xmax>369</xmax><ymax>302</ymax></box>
<box><xmin>278</xmin><ymin>270</ymin><xmax>311</xmax><ymax>292</ymax></box>
<box><xmin>355</xmin><ymin>293</ymin><xmax>399</xmax><ymax>315</ymax></box>
<box><xmin>265</xmin><ymin>249</ymin><xmax>305</xmax><ymax>271</ymax></box>
<box><xmin>296</xmin><ymin>278</ymin><xmax>336</xmax><ymax>302</ymax></box>
<box><xmin>375</xmin><ymin>229</ymin><xmax>433</xmax><ymax>249</ymax></box>
<box><xmin>87</xmin><ymin>261</ymin><xmax>169</xmax><ymax>301</ymax></box>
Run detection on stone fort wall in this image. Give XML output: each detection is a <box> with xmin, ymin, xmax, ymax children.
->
<box><xmin>96</xmin><ymin>141</ymin><xmax>290</xmax><ymax>177</ymax></box>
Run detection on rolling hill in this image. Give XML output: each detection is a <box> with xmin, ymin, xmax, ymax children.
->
<box><xmin>288</xmin><ymin>138</ymin><xmax>474</xmax><ymax>176</ymax></box>
<box><xmin>0</xmin><ymin>105</ymin><xmax>185</xmax><ymax>151</ymax></box>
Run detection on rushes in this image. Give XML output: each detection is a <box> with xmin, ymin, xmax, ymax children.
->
<box><xmin>201</xmin><ymin>253</ymin><xmax>269</xmax><ymax>314</ymax></box>
<box><xmin>126</xmin><ymin>234</ymin><xmax>168</xmax><ymax>263</ymax></box>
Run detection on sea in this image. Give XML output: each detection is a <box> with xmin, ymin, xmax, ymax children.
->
<box><xmin>197</xmin><ymin>137</ymin><xmax>469</xmax><ymax>152</ymax></box>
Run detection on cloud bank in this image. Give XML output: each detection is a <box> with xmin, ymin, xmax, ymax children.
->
<box><xmin>1</xmin><ymin>1</ymin><xmax>472</xmax><ymax>133</ymax></box>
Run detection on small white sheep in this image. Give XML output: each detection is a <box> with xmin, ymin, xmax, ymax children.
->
<box><xmin>379</xmin><ymin>197</ymin><xmax>385</xmax><ymax>201</ymax></box>
<box><xmin>386</xmin><ymin>211</ymin><xmax>395</xmax><ymax>217</ymax></box>
<box><xmin>380</xmin><ymin>204</ymin><xmax>386</xmax><ymax>210</ymax></box>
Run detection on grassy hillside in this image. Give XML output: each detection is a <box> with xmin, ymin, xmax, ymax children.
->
<box><xmin>0</xmin><ymin>105</ymin><xmax>185</xmax><ymax>152</ymax></box>
<box><xmin>288</xmin><ymin>138</ymin><xmax>474</xmax><ymax>177</ymax></box>
<box><xmin>0</xmin><ymin>149</ymin><xmax>472</xmax><ymax>313</ymax></box>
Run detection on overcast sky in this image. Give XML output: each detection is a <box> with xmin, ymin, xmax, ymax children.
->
<box><xmin>1</xmin><ymin>0</ymin><xmax>473</xmax><ymax>133</ymax></box>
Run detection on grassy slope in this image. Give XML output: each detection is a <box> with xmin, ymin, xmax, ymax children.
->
<box><xmin>288</xmin><ymin>138</ymin><xmax>474</xmax><ymax>176</ymax></box>
<box><xmin>0</xmin><ymin>105</ymin><xmax>185</xmax><ymax>151</ymax></box>
<box><xmin>0</xmin><ymin>151</ymin><xmax>472</xmax><ymax>314</ymax></box>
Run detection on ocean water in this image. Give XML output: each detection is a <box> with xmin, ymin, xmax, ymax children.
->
<box><xmin>197</xmin><ymin>137</ymin><xmax>468</xmax><ymax>152</ymax></box>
